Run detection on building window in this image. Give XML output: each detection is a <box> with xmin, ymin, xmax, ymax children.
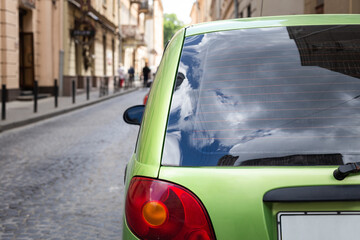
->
<box><xmin>103</xmin><ymin>35</ymin><xmax>107</xmax><ymax>75</ymax></box>
<box><xmin>247</xmin><ymin>4</ymin><xmax>251</xmax><ymax>17</ymax></box>
<box><xmin>316</xmin><ymin>0</ymin><xmax>324</xmax><ymax>14</ymax></box>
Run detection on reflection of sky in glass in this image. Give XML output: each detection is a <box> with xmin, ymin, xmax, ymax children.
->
<box><xmin>162</xmin><ymin>25</ymin><xmax>360</xmax><ymax>167</ymax></box>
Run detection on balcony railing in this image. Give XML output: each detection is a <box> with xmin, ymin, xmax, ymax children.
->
<box><xmin>139</xmin><ymin>1</ymin><xmax>149</xmax><ymax>13</ymax></box>
<box><xmin>21</xmin><ymin>0</ymin><xmax>36</xmax><ymax>8</ymax></box>
<box><xmin>121</xmin><ymin>25</ymin><xmax>145</xmax><ymax>45</ymax></box>
<box><xmin>130</xmin><ymin>0</ymin><xmax>149</xmax><ymax>14</ymax></box>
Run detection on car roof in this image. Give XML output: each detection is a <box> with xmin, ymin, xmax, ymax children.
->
<box><xmin>185</xmin><ymin>14</ymin><xmax>360</xmax><ymax>37</ymax></box>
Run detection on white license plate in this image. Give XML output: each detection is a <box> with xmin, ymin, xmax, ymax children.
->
<box><xmin>278</xmin><ymin>212</ymin><xmax>360</xmax><ymax>240</ymax></box>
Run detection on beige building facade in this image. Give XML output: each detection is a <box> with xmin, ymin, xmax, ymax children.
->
<box><xmin>1</xmin><ymin>0</ymin><xmax>63</xmax><ymax>100</ymax></box>
<box><xmin>1</xmin><ymin>0</ymin><xmax>162</xmax><ymax>100</ymax></box>
<box><xmin>121</xmin><ymin>0</ymin><xmax>163</xmax><ymax>78</ymax></box>
<box><xmin>191</xmin><ymin>0</ymin><xmax>360</xmax><ymax>24</ymax></box>
<box><xmin>63</xmin><ymin>0</ymin><xmax>121</xmax><ymax>95</ymax></box>
<box><xmin>145</xmin><ymin>0</ymin><xmax>163</xmax><ymax>69</ymax></box>
<box><xmin>304</xmin><ymin>0</ymin><xmax>360</xmax><ymax>14</ymax></box>
<box><xmin>120</xmin><ymin>0</ymin><xmax>142</xmax><ymax>76</ymax></box>
<box><xmin>190</xmin><ymin>0</ymin><xmax>212</xmax><ymax>24</ymax></box>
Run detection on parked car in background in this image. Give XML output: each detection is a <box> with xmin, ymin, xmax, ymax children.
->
<box><xmin>123</xmin><ymin>15</ymin><xmax>360</xmax><ymax>239</ymax></box>
<box><xmin>143</xmin><ymin>92</ymin><xmax>149</xmax><ymax>105</ymax></box>
<box><xmin>143</xmin><ymin>81</ymin><xmax>152</xmax><ymax>105</ymax></box>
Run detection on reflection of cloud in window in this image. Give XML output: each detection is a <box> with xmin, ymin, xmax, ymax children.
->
<box><xmin>164</xmin><ymin>25</ymin><xmax>360</xmax><ymax>167</ymax></box>
<box><xmin>225</xmin><ymin>112</ymin><xmax>246</xmax><ymax>127</ymax></box>
<box><xmin>162</xmin><ymin>131</ymin><xmax>181</xmax><ymax>166</ymax></box>
<box><xmin>230</xmin><ymin>126</ymin><xmax>360</xmax><ymax>165</ymax></box>
<box><xmin>170</xmin><ymin>78</ymin><xmax>194</xmax><ymax>127</ymax></box>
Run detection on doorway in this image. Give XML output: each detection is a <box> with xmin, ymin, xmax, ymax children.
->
<box><xmin>19</xmin><ymin>9</ymin><xmax>35</xmax><ymax>90</ymax></box>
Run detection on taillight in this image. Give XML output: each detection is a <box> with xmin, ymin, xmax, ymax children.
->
<box><xmin>125</xmin><ymin>177</ymin><xmax>216</xmax><ymax>240</ymax></box>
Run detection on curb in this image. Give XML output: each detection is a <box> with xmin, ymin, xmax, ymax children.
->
<box><xmin>0</xmin><ymin>88</ymin><xmax>139</xmax><ymax>133</ymax></box>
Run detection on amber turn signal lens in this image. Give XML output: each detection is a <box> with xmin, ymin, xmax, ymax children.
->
<box><xmin>142</xmin><ymin>201</ymin><xmax>168</xmax><ymax>226</ymax></box>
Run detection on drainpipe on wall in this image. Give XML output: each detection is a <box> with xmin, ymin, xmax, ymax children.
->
<box><xmin>234</xmin><ymin>0</ymin><xmax>239</xmax><ymax>18</ymax></box>
<box><xmin>59</xmin><ymin>0</ymin><xmax>64</xmax><ymax>96</ymax></box>
<box><xmin>196</xmin><ymin>0</ymin><xmax>200</xmax><ymax>23</ymax></box>
<box><xmin>218</xmin><ymin>0</ymin><xmax>221</xmax><ymax>20</ymax></box>
<box><xmin>118</xmin><ymin>0</ymin><xmax>122</xmax><ymax>66</ymax></box>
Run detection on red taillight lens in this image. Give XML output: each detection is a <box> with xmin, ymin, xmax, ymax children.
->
<box><xmin>125</xmin><ymin>177</ymin><xmax>216</xmax><ymax>240</ymax></box>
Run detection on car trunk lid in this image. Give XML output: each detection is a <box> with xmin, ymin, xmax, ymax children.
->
<box><xmin>159</xmin><ymin>166</ymin><xmax>360</xmax><ymax>239</ymax></box>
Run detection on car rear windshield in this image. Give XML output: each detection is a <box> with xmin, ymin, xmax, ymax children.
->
<box><xmin>162</xmin><ymin>25</ymin><xmax>360</xmax><ymax>167</ymax></box>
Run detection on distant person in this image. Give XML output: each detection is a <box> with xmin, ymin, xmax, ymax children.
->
<box><xmin>142</xmin><ymin>63</ymin><xmax>151</xmax><ymax>87</ymax></box>
<box><xmin>128</xmin><ymin>66</ymin><xmax>135</xmax><ymax>87</ymax></box>
<box><xmin>118</xmin><ymin>63</ymin><xmax>125</xmax><ymax>88</ymax></box>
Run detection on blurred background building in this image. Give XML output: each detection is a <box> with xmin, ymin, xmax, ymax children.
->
<box><xmin>192</xmin><ymin>0</ymin><xmax>360</xmax><ymax>23</ymax></box>
<box><xmin>0</xmin><ymin>0</ymin><xmax>163</xmax><ymax>100</ymax></box>
<box><xmin>1</xmin><ymin>0</ymin><xmax>359</xmax><ymax>101</ymax></box>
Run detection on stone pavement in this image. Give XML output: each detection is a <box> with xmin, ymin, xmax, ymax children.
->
<box><xmin>0</xmin><ymin>86</ymin><xmax>139</xmax><ymax>133</ymax></box>
<box><xmin>0</xmin><ymin>89</ymin><xmax>146</xmax><ymax>239</ymax></box>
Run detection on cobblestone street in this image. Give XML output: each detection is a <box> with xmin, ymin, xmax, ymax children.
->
<box><xmin>0</xmin><ymin>89</ymin><xmax>146</xmax><ymax>239</ymax></box>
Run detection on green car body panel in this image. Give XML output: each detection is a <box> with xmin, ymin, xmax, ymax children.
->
<box><xmin>158</xmin><ymin>167</ymin><xmax>360</xmax><ymax>239</ymax></box>
<box><xmin>123</xmin><ymin>14</ymin><xmax>360</xmax><ymax>239</ymax></box>
<box><xmin>122</xmin><ymin>29</ymin><xmax>186</xmax><ymax>239</ymax></box>
<box><xmin>124</xmin><ymin>28</ymin><xmax>185</xmax><ymax>187</ymax></box>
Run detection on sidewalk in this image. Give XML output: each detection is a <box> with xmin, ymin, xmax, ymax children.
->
<box><xmin>0</xmin><ymin>87</ymin><xmax>138</xmax><ymax>133</ymax></box>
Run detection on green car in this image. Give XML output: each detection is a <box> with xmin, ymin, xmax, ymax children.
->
<box><xmin>123</xmin><ymin>15</ymin><xmax>360</xmax><ymax>240</ymax></box>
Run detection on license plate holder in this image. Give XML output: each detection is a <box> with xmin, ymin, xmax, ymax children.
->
<box><xmin>277</xmin><ymin>212</ymin><xmax>360</xmax><ymax>240</ymax></box>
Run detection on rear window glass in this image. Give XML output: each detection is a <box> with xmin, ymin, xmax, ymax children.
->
<box><xmin>162</xmin><ymin>25</ymin><xmax>360</xmax><ymax>167</ymax></box>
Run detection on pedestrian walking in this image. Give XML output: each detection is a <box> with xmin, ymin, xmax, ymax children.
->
<box><xmin>128</xmin><ymin>66</ymin><xmax>135</xmax><ymax>88</ymax></box>
<box><xmin>118</xmin><ymin>63</ymin><xmax>125</xmax><ymax>88</ymax></box>
<box><xmin>142</xmin><ymin>63</ymin><xmax>151</xmax><ymax>87</ymax></box>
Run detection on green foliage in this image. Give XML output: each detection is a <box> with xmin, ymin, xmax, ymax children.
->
<box><xmin>163</xmin><ymin>13</ymin><xmax>184</xmax><ymax>46</ymax></box>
